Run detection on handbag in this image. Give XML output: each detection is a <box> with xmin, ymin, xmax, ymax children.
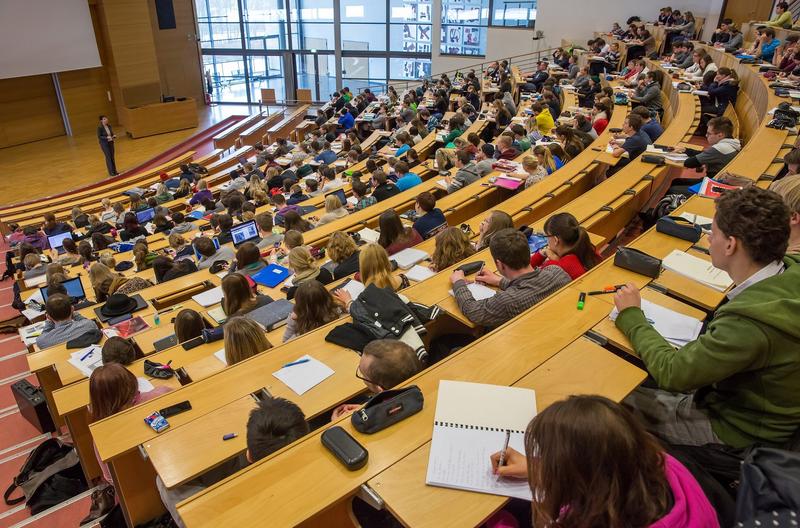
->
<box><xmin>613</xmin><ymin>246</ymin><xmax>662</xmax><ymax>278</ymax></box>
<box><xmin>351</xmin><ymin>385</ymin><xmax>424</xmax><ymax>434</ymax></box>
<box><xmin>656</xmin><ymin>216</ymin><xmax>703</xmax><ymax>242</ymax></box>
<box><xmin>641</xmin><ymin>154</ymin><xmax>666</xmax><ymax>165</ymax></box>
<box><xmin>143</xmin><ymin>360</ymin><xmax>174</xmax><ymax>379</ymax></box>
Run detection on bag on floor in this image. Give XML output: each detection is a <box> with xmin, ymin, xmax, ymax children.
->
<box><xmin>3</xmin><ymin>438</ymin><xmax>88</xmax><ymax>514</ymax></box>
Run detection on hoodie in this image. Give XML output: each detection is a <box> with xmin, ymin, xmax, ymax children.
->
<box><xmin>448</xmin><ymin>162</ymin><xmax>481</xmax><ymax>193</ymax></box>
<box><xmin>683</xmin><ymin>138</ymin><xmax>742</xmax><ymax>179</ymax></box>
<box><xmin>650</xmin><ymin>455</ymin><xmax>719</xmax><ymax>528</ymax></box>
<box><xmin>616</xmin><ymin>255</ymin><xmax>800</xmax><ymax>448</ymax></box>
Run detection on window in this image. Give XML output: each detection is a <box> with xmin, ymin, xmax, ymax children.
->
<box><xmin>440</xmin><ymin>0</ymin><xmax>489</xmax><ymax>56</ymax></box>
<box><xmin>389</xmin><ymin>57</ymin><xmax>430</xmax><ymax>80</ymax></box>
<box><xmin>242</xmin><ymin>0</ymin><xmax>289</xmax><ymax>49</ymax></box>
<box><xmin>491</xmin><ymin>0</ymin><xmax>536</xmax><ymax>28</ymax></box>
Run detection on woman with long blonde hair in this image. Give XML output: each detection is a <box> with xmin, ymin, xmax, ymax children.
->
<box><xmin>430</xmin><ymin>227</ymin><xmax>476</xmax><ymax>272</ymax></box>
<box><xmin>316</xmin><ymin>195</ymin><xmax>349</xmax><ymax>226</ymax></box>
<box><xmin>358</xmin><ymin>243</ymin><xmax>409</xmax><ymax>291</ymax></box>
<box><xmin>285</xmin><ymin>246</ymin><xmax>333</xmax><ymax>300</ymax></box>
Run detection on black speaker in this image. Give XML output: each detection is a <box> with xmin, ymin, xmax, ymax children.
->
<box><xmin>155</xmin><ymin>0</ymin><xmax>177</xmax><ymax>30</ymax></box>
<box><xmin>11</xmin><ymin>380</ymin><xmax>56</xmax><ymax>434</ymax></box>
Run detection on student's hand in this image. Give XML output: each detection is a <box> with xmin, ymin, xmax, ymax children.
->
<box><xmin>333</xmin><ymin>288</ymin><xmax>352</xmax><ymax>306</ymax></box>
<box><xmin>672</xmin><ymin>146</ymin><xmax>686</xmax><ymax>154</ymax></box>
<box><xmin>490</xmin><ymin>447</ymin><xmax>528</xmax><ymax>479</ymax></box>
<box><xmin>475</xmin><ymin>269</ymin><xmax>501</xmax><ymax>287</ymax></box>
<box><xmin>614</xmin><ymin>283</ymin><xmax>642</xmax><ymax>312</ymax></box>
<box><xmin>331</xmin><ymin>404</ymin><xmax>361</xmax><ymax>420</ymax></box>
<box><xmin>450</xmin><ymin>269</ymin><xmax>466</xmax><ymax>285</ymax></box>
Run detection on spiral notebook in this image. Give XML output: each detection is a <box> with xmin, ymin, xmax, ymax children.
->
<box><xmin>426</xmin><ymin>380</ymin><xmax>537</xmax><ymax>500</ymax></box>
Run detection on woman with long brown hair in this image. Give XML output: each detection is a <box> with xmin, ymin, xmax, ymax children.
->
<box><xmin>221</xmin><ymin>273</ymin><xmax>273</xmax><ymax>317</ymax></box>
<box><xmin>223</xmin><ymin>316</ymin><xmax>272</xmax><ymax>365</ymax></box>
<box><xmin>530</xmin><ymin>212</ymin><xmax>600</xmax><ymax>280</ymax></box>
<box><xmin>490</xmin><ymin>395</ymin><xmax>719</xmax><ymax>528</ymax></box>
<box><xmin>378</xmin><ymin>210</ymin><xmax>423</xmax><ymax>255</ymax></box>
<box><xmin>430</xmin><ymin>227</ymin><xmax>475</xmax><ymax>272</ymax></box>
<box><xmin>282</xmin><ymin>281</ymin><xmax>342</xmax><ymax>342</ymax></box>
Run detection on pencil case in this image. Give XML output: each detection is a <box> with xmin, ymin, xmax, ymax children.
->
<box><xmin>613</xmin><ymin>246</ymin><xmax>662</xmax><ymax>279</ymax></box>
<box><xmin>656</xmin><ymin>216</ymin><xmax>702</xmax><ymax>242</ymax></box>
<box><xmin>351</xmin><ymin>385</ymin><xmax>423</xmax><ymax>434</ymax></box>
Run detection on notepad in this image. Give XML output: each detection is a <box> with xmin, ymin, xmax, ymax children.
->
<box><xmin>137</xmin><ymin>377</ymin><xmax>156</xmax><ymax>393</ymax></box>
<box><xmin>426</xmin><ymin>380</ymin><xmax>537</xmax><ymax>500</ymax></box>
<box><xmin>406</xmin><ymin>265</ymin><xmax>436</xmax><ymax>282</ymax></box>
<box><xmin>207</xmin><ymin>306</ymin><xmax>228</xmax><ymax>324</ymax></box>
<box><xmin>392</xmin><ymin>248</ymin><xmax>429</xmax><ymax>269</ymax></box>
<box><xmin>67</xmin><ymin>345</ymin><xmax>104</xmax><ymax>378</ymax></box>
<box><xmin>357</xmin><ymin>227</ymin><xmax>380</xmax><ymax>243</ymax></box>
<box><xmin>662</xmin><ymin>250</ymin><xmax>733</xmax><ymax>292</ymax></box>
<box><xmin>436</xmin><ymin>178</ymin><xmax>449</xmax><ymax>190</ymax></box>
<box><xmin>449</xmin><ymin>283</ymin><xmax>497</xmax><ymax>301</ymax></box>
<box><xmin>678</xmin><ymin>212</ymin><xmax>713</xmax><ymax>229</ymax></box>
<box><xmin>192</xmin><ymin>286</ymin><xmax>224</xmax><ymax>307</ymax></box>
<box><xmin>213</xmin><ymin>348</ymin><xmax>227</xmax><ymax>366</ymax></box>
<box><xmin>609</xmin><ymin>299</ymin><xmax>703</xmax><ymax>347</ymax></box>
<box><xmin>272</xmin><ymin>355</ymin><xmax>334</xmax><ymax>395</ymax></box>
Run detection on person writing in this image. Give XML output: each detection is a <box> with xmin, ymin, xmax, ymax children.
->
<box><xmin>530</xmin><ymin>212</ymin><xmax>599</xmax><ymax>280</ymax></box>
<box><xmin>614</xmin><ymin>187</ymin><xmax>800</xmax><ymax>448</ymax></box>
<box><xmin>97</xmin><ymin>115</ymin><xmax>118</xmax><ymax>176</ymax></box>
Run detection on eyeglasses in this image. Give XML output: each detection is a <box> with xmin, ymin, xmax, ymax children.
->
<box><xmin>355</xmin><ymin>365</ymin><xmax>384</xmax><ymax>391</ymax></box>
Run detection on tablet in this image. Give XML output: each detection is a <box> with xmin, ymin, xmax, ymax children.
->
<box><xmin>230</xmin><ymin>220</ymin><xmax>259</xmax><ymax>247</ymax></box>
<box><xmin>40</xmin><ymin>276</ymin><xmax>86</xmax><ymax>302</ymax></box>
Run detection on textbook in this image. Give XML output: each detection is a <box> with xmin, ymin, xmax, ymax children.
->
<box><xmin>426</xmin><ymin>380</ymin><xmax>537</xmax><ymax>500</ymax></box>
<box><xmin>251</xmin><ymin>264</ymin><xmax>291</xmax><ymax>288</ymax></box>
<box><xmin>357</xmin><ymin>227</ymin><xmax>380</xmax><ymax>244</ymax></box>
<box><xmin>662</xmin><ymin>250</ymin><xmax>733</xmax><ymax>292</ymax></box>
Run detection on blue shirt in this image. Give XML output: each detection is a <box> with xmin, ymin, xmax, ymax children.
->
<box><xmin>395</xmin><ymin>144</ymin><xmax>411</xmax><ymax>156</ymax></box>
<box><xmin>395</xmin><ymin>172</ymin><xmax>422</xmax><ymax>191</ymax></box>
<box><xmin>338</xmin><ymin>112</ymin><xmax>355</xmax><ymax>130</ymax></box>
<box><xmin>315</xmin><ymin>150</ymin><xmax>337</xmax><ymax>165</ymax></box>
<box><xmin>761</xmin><ymin>38</ymin><xmax>781</xmax><ymax>62</ymax></box>
<box><xmin>413</xmin><ymin>208</ymin><xmax>447</xmax><ymax>239</ymax></box>
<box><xmin>641</xmin><ymin>119</ymin><xmax>663</xmax><ymax>142</ymax></box>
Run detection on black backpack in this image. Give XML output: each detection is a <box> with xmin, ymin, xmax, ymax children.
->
<box><xmin>4</xmin><ymin>439</ymin><xmax>88</xmax><ymax>514</ymax></box>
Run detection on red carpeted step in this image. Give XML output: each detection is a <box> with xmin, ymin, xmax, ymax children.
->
<box><xmin>22</xmin><ymin>494</ymin><xmax>93</xmax><ymax>528</ymax></box>
<box><xmin>0</xmin><ymin>375</ymin><xmax>36</xmax><ymax>411</ymax></box>
<box><xmin>0</xmin><ymin>338</ymin><xmax>26</xmax><ymax>359</ymax></box>
<box><xmin>0</xmin><ymin>354</ymin><xmax>29</xmax><ymax>381</ymax></box>
<box><xmin>0</xmin><ymin>410</ymin><xmax>45</xmax><ymax>448</ymax></box>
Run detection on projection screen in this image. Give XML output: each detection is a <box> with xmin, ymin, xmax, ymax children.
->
<box><xmin>0</xmin><ymin>0</ymin><xmax>101</xmax><ymax>80</ymax></box>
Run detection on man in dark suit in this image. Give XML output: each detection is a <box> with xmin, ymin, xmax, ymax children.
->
<box><xmin>97</xmin><ymin>115</ymin><xmax>118</xmax><ymax>176</ymax></box>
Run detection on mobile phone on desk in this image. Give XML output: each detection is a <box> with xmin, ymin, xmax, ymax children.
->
<box><xmin>159</xmin><ymin>400</ymin><xmax>192</xmax><ymax>418</ymax></box>
<box><xmin>175</xmin><ymin>367</ymin><xmax>193</xmax><ymax>386</ymax></box>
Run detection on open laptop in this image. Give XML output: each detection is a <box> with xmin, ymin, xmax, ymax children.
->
<box><xmin>47</xmin><ymin>232</ymin><xmax>73</xmax><ymax>254</ymax></box>
<box><xmin>136</xmin><ymin>208</ymin><xmax>155</xmax><ymax>224</ymax></box>
<box><xmin>193</xmin><ymin>237</ymin><xmax>220</xmax><ymax>262</ymax></box>
<box><xmin>325</xmin><ymin>188</ymin><xmax>347</xmax><ymax>207</ymax></box>
<box><xmin>230</xmin><ymin>220</ymin><xmax>260</xmax><ymax>247</ymax></box>
<box><xmin>40</xmin><ymin>276</ymin><xmax>87</xmax><ymax>304</ymax></box>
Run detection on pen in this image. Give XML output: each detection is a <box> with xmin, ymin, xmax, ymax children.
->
<box><xmin>282</xmin><ymin>358</ymin><xmax>310</xmax><ymax>368</ymax></box>
<box><xmin>577</xmin><ymin>292</ymin><xmax>586</xmax><ymax>310</ymax></box>
<box><xmin>223</xmin><ymin>433</ymin><xmax>237</xmax><ymax>441</ymax></box>
<box><xmin>158</xmin><ymin>304</ymin><xmax>183</xmax><ymax>314</ymax></box>
<box><xmin>497</xmin><ymin>430</ymin><xmax>511</xmax><ymax>471</ymax></box>
<box><xmin>80</xmin><ymin>350</ymin><xmax>93</xmax><ymax>361</ymax></box>
<box><xmin>587</xmin><ymin>284</ymin><xmax>626</xmax><ymax>296</ymax></box>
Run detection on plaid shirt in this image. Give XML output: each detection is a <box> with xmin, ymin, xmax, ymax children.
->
<box><xmin>354</xmin><ymin>195</ymin><xmax>377</xmax><ymax>211</ymax></box>
<box><xmin>453</xmin><ymin>267</ymin><xmax>570</xmax><ymax>328</ymax></box>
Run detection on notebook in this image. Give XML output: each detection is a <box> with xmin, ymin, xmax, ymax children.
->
<box><xmin>392</xmin><ymin>248</ymin><xmax>429</xmax><ymax>270</ymax></box>
<box><xmin>662</xmin><ymin>250</ymin><xmax>733</xmax><ymax>292</ymax></box>
<box><xmin>406</xmin><ymin>265</ymin><xmax>436</xmax><ymax>282</ymax></box>
<box><xmin>357</xmin><ymin>227</ymin><xmax>380</xmax><ymax>244</ymax></box>
<box><xmin>207</xmin><ymin>306</ymin><xmax>228</xmax><ymax>324</ymax></box>
<box><xmin>609</xmin><ymin>299</ymin><xmax>703</xmax><ymax>348</ymax></box>
<box><xmin>449</xmin><ymin>283</ymin><xmax>497</xmax><ymax>301</ymax></box>
<box><xmin>426</xmin><ymin>380</ymin><xmax>537</xmax><ymax>500</ymax></box>
<box><xmin>493</xmin><ymin>176</ymin><xmax>523</xmax><ymax>191</ymax></box>
<box><xmin>251</xmin><ymin>264</ymin><xmax>291</xmax><ymax>288</ymax></box>
<box><xmin>192</xmin><ymin>286</ymin><xmax>224</xmax><ymax>308</ymax></box>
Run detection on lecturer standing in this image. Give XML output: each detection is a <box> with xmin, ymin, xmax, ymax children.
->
<box><xmin>97</xmin><ymin>115</ymin><xmax>118</xmax><ymax>176</ymax></box>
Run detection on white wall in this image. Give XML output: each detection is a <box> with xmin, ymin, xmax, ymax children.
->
<box><xmin>429</xmin><ymin>0</ymin><xmax>725</xmax><ymax>76</ymax></box>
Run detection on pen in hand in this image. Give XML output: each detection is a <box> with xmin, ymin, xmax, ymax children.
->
<box><xmin>496</xmin><ymin>430</ymin><xmax>511</xmax><ymax>479</ymax></box>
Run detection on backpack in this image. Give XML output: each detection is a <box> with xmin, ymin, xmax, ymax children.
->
<box><xmin>736</xmin><ymin>447</ymin><xmax>800</xmax><ymax>523</ymax></box>
<box><xmin>641</xmin><ymin>193</ymin><xmax>687</xmax><ymax>229</ymax></box>
<box><xmin>4</xmin><ymin>439</ymin><xmax>88</xmax><ymax>514</ymax></box>
<box><xmin>614</xmin><ymin>92</ymin><xmax>628</xmax><ymax>106</ymax></box>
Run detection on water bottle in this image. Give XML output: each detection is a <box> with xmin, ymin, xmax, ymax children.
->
<box><xmin>154</xmin><ymin>312</ymin><xmax>161</xmax><ymax>326</ymax></box>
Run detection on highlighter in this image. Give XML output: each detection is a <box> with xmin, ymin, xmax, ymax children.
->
<box><xmin>577</xmin><ymin>292</ymin><xmax>586</xmax><ymax>310</ymax></box>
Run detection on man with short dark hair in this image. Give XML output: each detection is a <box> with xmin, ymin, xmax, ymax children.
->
<box><xmin>215</xmin><ymin>214</ymin><xmax>235</xmax><ymax>245</ymax></box>
<box><xmin>521</xmin><ymin>61</ymin><xmax>549</xmax><ymax>92</ymax></box>
<box><xmin>610</xmin><ymin>114</ymin><xmax>651</xmax><ymax>163</ymax></box>
<box><xmin>413</xmin><ymin>191</ymin><xmax>447</xmax><ymax>240</ymax></box>
<box><xmin>194</xmin><ymin>236</ymin><xmax>235</xmax><ymax>270</ymax></box>
<box><xmin>255</xmin><ymin>212</ymin><xmax>282</xmax><ymax>249</ymax></box>
<box><xmin>371</xmin><ymin>170</ymin><xmax>401</xmax><ymax>201</ymax></box>
<box><xmin>158</xmin><ymin>397</ymin><xmax>309</xmax><ymax>527</ymax></box>
<box><xmin>447</xmin><ymin>149</ymin><xmax>481</xmax><ymax>194</ymax></box>
<box><xmin>450</xmin><ymin>228</ymin><xmax>570</xmax><ymax>327</ymax></box>
<box><xmin>331</xmin><ymin>340</ymin><xmax>423</xmax><ymax>419</ymax></box>
<box><xmin>36</xmin><ymin>294</ymin><xmax>99</xmax><ymax>349</ymax></box>
<box><xmin>631</xmin><ymin>106</ymin><xmax>663</xmax><ymax>141</ymax></box>
<box><xmin>615</xmin><ymin>187</ymin><xmax>800</xmax><ymax>448</ymax></box>
<box><xmin>670</xmin><ymin>116</ymin><xmax>741</xmax><ymax>185</ymax></box>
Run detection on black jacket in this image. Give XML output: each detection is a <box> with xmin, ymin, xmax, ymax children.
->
<box><xmin>333</xmin><ymin>251</ymin><xmax>360</xmax><ymax>280</ymax></box>
<box><xmin>97</xmin><ymin>124</ymin><xmax>115</xmax><ymax>143</ymax></box>
<box><xmin>372</xmin><ymin>182</ymin><xmax>401</xmax><ymax>202</ymax></box>
<box><xmin>706</xmin><ymin>81</ymin><xmax>738</xmax><ymax>115</ymax></box>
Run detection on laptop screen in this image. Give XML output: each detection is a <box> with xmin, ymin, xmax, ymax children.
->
<box><xmin>136</xmin><ymin>208</ymin><xmax>155</xmax><ymax>224</ymax></box>
<box><xmin>40</xmin><ymin>276</ymin><xmax>86</xmax><ymax>302</ymax></box>
<box><xmin>193</xmin><ymin>237</ymin><xmax>220</xmax><ymax>262</ymax></box>
<box><xmin>230</xmin><ymin>220</ymin><xmax>259</xmax><ymax>247</ymax></box>
<box><xmin>47</xmin><ymin>231</ymin><xmax>72</xmax><ymax>252</ymax></box>
<box><xmin>325</xmin><ymin>188</ymin><xmax>347</xmax><ymax>207</ymax></box>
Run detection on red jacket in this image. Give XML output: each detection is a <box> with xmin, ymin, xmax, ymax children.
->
<box><xmin>530</xmin><ymin>252</ymin><xmax>587</xmax><ymax>280</ymax></box>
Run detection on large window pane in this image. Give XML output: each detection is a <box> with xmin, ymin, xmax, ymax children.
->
<box><xmin>247</xmin><ymin>55</ymin><xmax>288</xmax><ymax>101</ymax></box>
<box><xmin>296</xmin><ymin>53</ymin><xmax>337</xmax><ymax>100</ymax></box>
<box><xmin>343</xmin><ymin>57</ymin><xmax>386</xmax><ymax>80</ymax></box>
<box><xmin>204</xmin><ymin>54</ymin><xmax>249</xmax><ymax>102</ymax></box>
<box><xmin>491</xmin><ymin>0</ymin><xmax>536</xmax><ymax>28</ymax></box>
<box><xmin>341</xmin><ymin>24</ymin><xmax>387</xmax><ymax>51</ymax></box>
<box><xmin>197</xmin><ymin>0</ymin><xmax>242</xmax><ymax>48</ymax></box>
<box><xmin>440</xmin><ymin>0</ymin><xmax>489</xmax><ymax>56</ymax></box>
<box><xmin>390</xmin><ymin>57</ymin><xmax>430</xmax><ymax>80</ymax></box>
<box><xmin>292</xmin><ymin>22</ymin><xmax>335</xmax><ymax>50</ymax></box>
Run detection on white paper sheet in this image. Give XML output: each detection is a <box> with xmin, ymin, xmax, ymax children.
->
<box><xmin>192</xmin><ymin>286</ymin><xmax>224</xmax><ymax>307</ymax></box>
<box><xmin>406</xmin><ymin>265</ymin><xmax>436</xmax><ymax>282</ymax></box>
<box><xmin>609</xmin><ymin>299</ymin><xmax>703</xmax><ymax>347</ymax></box>
<box><xmin>272</xmin><ymin>355</ymin><xmax>334</xmax><ymax>395</ymax></box>
<box><xmin>449</xmin><ymin>283</ymin><xmax>497</xmax><ymax>301</ymax></box>
<box><xmin>67</xmin><ymin>345</ymin><xmax>103</xmax><ymax>378</ymax></box>
<box><xmin>213</xmin><ymin>348</ymin><xmax>227</xmax><ymax>366</ymax></box>
<box><xmin>137</xmin><ymin>377</ymin><xmax>156</xmax><ymax>393</ymax></box>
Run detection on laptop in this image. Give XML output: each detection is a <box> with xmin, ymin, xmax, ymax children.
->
<box><xmin>193</xmin><ymin>237</ymin><xmax>220</xmax><ymax>262</ymax></box>
<box><xmin>230</xmin><ymin>220</ymin><xmax>260</xmax><ymax>247</ymax></box>
<box><xmin>40</xmin><ymin>276</ymin><xmax>86</xmax><ymax>303</ymax></box>
<box><xmin>136</xmin><ymin>208</ymin><xmax>155</xmax><ymax>224</ymax></box>
<box><xmin>325</xmin><ymin>188</ymin><xmax>347</xmax><ymax>207</ymax></box>
<box><xmin>47</xmin><ymin>232</ymin><xmax>73</xmax><ymax>254</ymax></box>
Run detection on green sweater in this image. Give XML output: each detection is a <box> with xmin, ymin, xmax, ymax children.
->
<box><xmin>768</xmin><ymin>11</ymin><xmax>794</xmax><ymax>28</ymax></box>
<box><xmin>616</xmin><ymin>254</ymin><xmax>800</xmax><ymax>448</ymax></box>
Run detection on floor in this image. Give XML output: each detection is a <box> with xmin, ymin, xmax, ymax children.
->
<box><xmin>0</xmin><ymin>104</ymin><xmax>256</xmax><ymax>207</ymax></box>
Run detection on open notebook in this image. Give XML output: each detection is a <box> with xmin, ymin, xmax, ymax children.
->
<box><xmin>426</xmin><ymin>380</ymin><xmax>537</xmax><ymax>500</ymax></box>
<box><xmin>662</xmin><ymin>250</ymin><xmax>733</xmax><ymax>292</ymax></box>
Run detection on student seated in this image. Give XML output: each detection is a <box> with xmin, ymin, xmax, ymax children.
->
<box><xmin>254</xmin><ymin>213</ymin><xmax>282</xmax><ymax>250</ymax></box>
<box><xmin>494</xmin><ymin>135</ymin><xmax>520</xmax><ymax>161</ymax></box>
<box><xmin>533</xmin><ymin>145</ymin><xmax>563</xmax><ymax>175</ymax></box>
<box><xmin>285</xmin><ymin>246</ymin><xmax>334</xmax><ymax>300</ymax></box>
<box><xmin>669</xmin><ymin>117</ymin><xmax>742</xmax><ymax>191</ymax></box>
<box><xmin>36</xmin><ymin>294</ymin><xmax>99</xmax><ymax>349</ymax></box>
<box><xmin>614</xmin><ymin>187</ymin><xmax>800</xmax><ymax>448</ymax></box>
<box><xmin>101</xmin><ymin>336</ymin><xmax>138</xmax><ymax>365</ymax></box>
<box><xmin>282</xmin><ymin>281</ymin><xmax>343</xmax><ymax>342</ymax></box>
<box><xmin>490</xmin><ymin>395</ymin><xmax>719</xmax><ymax>528</ymax></box>
<box><xmin>330</xmin><ymin>340</ymin><xmax>424</xmax><ymax>419</ymax></box>
<box><xmin>394</xmin><ymin>161</ymin><xmax>422</xmax><ymax>192</ymax></box>
<box><xmin>412</xmin><ymin>192</ymin><xmax>448</xmax><ymax>240</ymax></box>
<box><xmin>229</xmin><ymin>242</ymin><xmax>267</xmax><ymax>277</ymax></box>
<box><xmin>351</xmin><ymin>180</ymin><xmax>377</xmax><ymax>211</ymax></box>
<box><xmin>450</xmin><ymin>228</ymin><xmax>570</xmax><ymax>328</ymax></box>
<box><xmin>88</xmin><ymin>262</ymin><xmax>152</xmax><ymax>301</ymax></box>
<box><xmin>316</xmin><ymin>195</ymin><xmax>349</xmax><ymax>226</ymax></box>
<box><xmin>327</xmin><ymin>231</ymin><xmax>360</xmax><ymax>279</ymax></box>
<box><xmin>173</xmin><ymin>308</ymin><xmax>206</xmax><ymax>343</ymax></box>
<box><xmin>430</xmin><ymin>227</ymin><xmax>475</xmax><ymax>272</ymax></box>
<box><xmin>152</xmin><ymin>256</ymin><xmax>197</xmax><ymax>284</ymax></box>
<box><xmin>223</xmin><ymin>316</ymin><xmax>273</xmax><ymax>365</ymax></box>
<box><xmin>378</xmin><ymin>210</ymin><xmax>424</xmax><ymax>255</ymax></box>
<box><xmin>158</xmin><ymin>396</ymin><xmax>309</xmax><ymax>528</ymax></box>
<box><xmin>119</xmin><ymin>213</ymin><xmax>147</xmax><ymax>242</ymax></box>
<box><xmin>167</xmin><ymin>234</ymin><xmax>194</xmax><ymax>261</ymax></box>
<box><xmin>446</xmin><ymin>149</ymin><xmax>481</xmax><ymax>194</ymax></box>
<box><xmin>770</xmin><ymin>172</ymin><xmax>800</xmax><ymax>254</ymax></box>
<box><xmin>530</xmin><ymin>212</ymin><xmax>600</xmax><ymax>279</ymax></box>
<box><xmin>22</xmin><ymin>253</ymin><xmax>46</xmax><ymax>280</ymax></box>
<box><xmin>631</xmin><ymin>106</ymin><xmax>663</xmax><ymax>142</ymax></box>
<box><xmin>193</xmin><ymin>236</ymin><xmax>235</xmax><ymax>270</ymax></box>
<box><xmin>474</xmin><ymin>210</ymin><xmax>514</xmax><ymax>251</ymax></box>
<box><xmin>42</xmin><ymin>212</ymin><xmax>73</xmax><ymax>237</ymax></box>
<box><xmin>222</xmin><ymin>273</ymin><xmax>273</xmax><ymax>318</ymax></box>
<box><xmin>348</xmin><ymin>243</ymin><xmax>410</xmax><ymax>291</ymax></box>
<box><xmin>609</xmin><ymin>114</ymin><xmax>651</xmax><ymax>165</ymax></box>
<box><xmin>90</xmin><ymin>364</ymin><xmax>172</xmax><ymax>485</ymax></box>
<box><xmin>630</xmin><ymin>71</ymin><xmax>664</xmax><ymax>120</ymax></box>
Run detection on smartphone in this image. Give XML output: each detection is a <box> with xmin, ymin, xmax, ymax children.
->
<box><xmin>321</xmin><ymin>426</ymin><xmax>368</xmax><ymax>470</ymax></box>
<box><xmin>159</xmin><ymin>400</ymin><xmax>192</xmax><ymax>418</ymax></box>
<box><xmin>144</xmin><ymin>411</ymin><xmax>169</xmax><ymax>433</ymax></box>
<box><xmin>175</xmin><ymin>367</ymin><xmax>193</xmax><ymax>386</ymax></box>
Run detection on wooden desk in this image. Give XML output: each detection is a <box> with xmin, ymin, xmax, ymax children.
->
<box><xmin>368</xmin><ymin>338</ymin><xmax>647</xmax><ymax>528</ymax></box>
<box><xmin>122</xmin><ymin>99</ymin><xmax>199</xmax><ymax>139</ymax></box>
